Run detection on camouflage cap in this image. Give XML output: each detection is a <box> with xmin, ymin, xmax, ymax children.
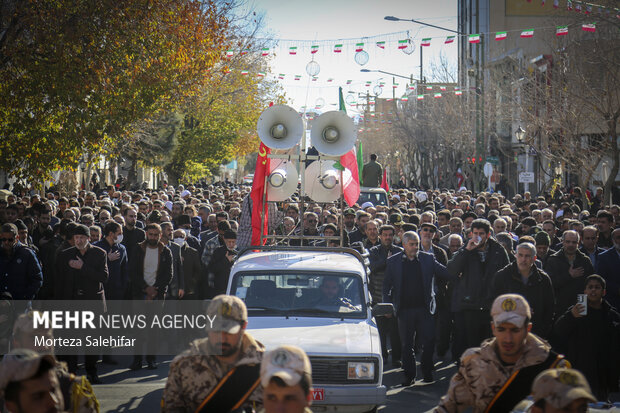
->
<box><xmin>260</xmin><ymin>345</ymin><xmax>312</xmax><ymax>388</ymax></box>
<box><xmin>207</xmin><ymin>295</ymin><xmax>248</xmax><ymax>334</ymax></box>
<box><xmin>491</xmin><ymin>294</ymin><xmax>531</xmax><ymax>327</ymax></box>
<box><xmin>343</xmin><ymin>208</ymin><xmax>356</xmax><ymax>217</ymax></box>
<box><xmin>0</xmin><ymin>349</ymin><xmax>56</xmax><ymax>392</ymax></box>
<box><xmin>531</xmin><ymin>369</ymin><xmax>596</xmax><ymax>409</ymax></box>
<box><xmin>389</xmin><ymin>213</ymin><xmax>403</xmax><ymax>226</ymax></box>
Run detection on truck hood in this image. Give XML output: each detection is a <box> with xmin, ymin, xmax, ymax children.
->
<box><xmin>247</xmin><ymin>316</ymin><xmax>379</xmax><ymax>356</ymax></box>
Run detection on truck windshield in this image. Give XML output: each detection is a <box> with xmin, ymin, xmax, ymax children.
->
<box><xmin>230</xmin><ymin>272</ymin><xmax>366</xmax><ymax>318</ymax></box>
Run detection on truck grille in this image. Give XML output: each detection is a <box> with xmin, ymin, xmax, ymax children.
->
<box><xmin>309</xmin><ymin>356</ymin><xmax>379</xmax><ymax>384</ymax></box>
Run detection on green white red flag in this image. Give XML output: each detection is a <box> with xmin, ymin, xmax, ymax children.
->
<box><xmin>468</xmin><ymin>34</ymin><xmax>481</xmax><ymax>44</ymax></box>
<box><xmin>421</xmin><ymin>38</ymin><xmax>431</xmax><ymax>47</ymax></box>
<box><xmin>289</xmin><ymin>46</ymin><xmax>297</xmax><ymax>55</ymax></box>
<box><xmin>355</xmin><ymin>43</ymin><xmax>364</xmax><ymax>52</ymax></box>
<box><xmin>445</xmin><ymin>36</ymin><xmax>455</xmax><ymax>44</ymax></box>
<box><xmin>495</xmin><ymin>31</ymin><xmax>507</xmax><ymax>41</ymax></box>
<box><xmin>334</xmin><ymin>44</ymin><xmax>343</xmax><ymax>53</ymax></box>
<box><xmin>311</xmin><ymin>45</ymin><xmax>319</xmax><ymax>54</ymax></box>
<box><xmin>520</xmin><ymin>29</ymin><xmax>534</xmax><ymax>38</ymax></box>
<box><xmin>556</xmin><ymin>25</ymin><xmax>568</xmax><ymax>36</ymax></box>
<box><xmin>376</xmin><ymin>41</ymin><xmax>386</xmax><ymax>49</ymax></box>
<box><xmin>582</xmin><ymin>23</ymin><xmax>596</xmax><ymax>32</ymax></box>
<box><xmin>398</xmin><ymin>39</ymin><xmax>408</xmax><ymax>49</ymax></box>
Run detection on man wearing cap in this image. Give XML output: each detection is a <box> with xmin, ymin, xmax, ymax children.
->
<box><xmin>343</xmin><ymin>208</ymin><xmax>356</xmax><ymax>233</ymax></box>
<box><xmin>163</xmin><ymin>295</ymin><xmax>265</xmax><ymax>413</ymax></box>
<box><xmin>529</xmin><ymin>369</ymin><xmax>596</xmax><ymax>413</ymax></box>
<box><xmin>362</xmin><ymin>154</ymin><xmax>382</xmax><ymax>188</ymax></box>
<box><xmin>0</xmin><ymin>349</ymin><xmax>63</xmax><ymax>413</ymax></box>
<box><xmin>260</xmin><ymin>345</ymin><xmax>313</xmax><ymax>413</ymax></box>
<box><xmin>54</xmin><ymin>223</ymin><xmax>108</xmax><ymax>383</ymax></box>
<box><xmin>436</xmin><ymin>294</ymin><xmax>568</xmax><ymax>413</ymax></box>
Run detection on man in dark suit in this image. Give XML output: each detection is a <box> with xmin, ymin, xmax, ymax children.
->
<box><xmin>383</xmin><ymin>231</ymin><xmax>454</xmax><ymax>386</ymax></box>
<box><xmin>597</xmin><ymin>228</ymin><xmax>620</xmax><ymax>310</ymax></box>
<box><xmin>55</xmin><ymin>224</ymin><xmax>108</xmax><ymax>383</ymax></box>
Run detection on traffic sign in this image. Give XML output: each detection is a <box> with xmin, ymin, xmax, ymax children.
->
<box><xmin>519</xmin><ymin>172</ymin><xmax>535</xmax><ymax>183</ymax></box>
<box><xmin>483</xmin><ymin>162</ymin><xmax>493</xmax><ymax>177</ymax></box>
<box><xmin>486</xmin><ymin>156</ymin><xmax>499</xmax><ymax>165</ymax></box>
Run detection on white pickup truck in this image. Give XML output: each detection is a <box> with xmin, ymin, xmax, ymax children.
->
<box><xmin>227</xmin><ymin>246</ymin><xmax>390</xmax><ymax>413</ymax></box>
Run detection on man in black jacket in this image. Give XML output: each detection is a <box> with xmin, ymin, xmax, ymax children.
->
<box><xmin>207</xmin><ymin>230</ymin><xmax>237</xmax><ymax>297</ymax></box>
<box><xmin>543</xmin><ymin>230</ymin><xmax>594</xmax><ymax>316</ymax></box>
<box><xmin>129</xmin><ymin>223</ymin><xmax>173</xmax><ymax>370</ymax></box>
<box><xmin>448</xmin><ymin>219</ymin><xmax>510</xmax><ymax>361</ymax></box>
<box><xmin>0</xmin><ymin>223</ymin><xmax>42</xmax><ymax>301</ymax></box>
<box><xmin>55</xmin><ymin>224</ymin><xmax>108</xmax><ymax>383</ymax></box>
<box><xmin>554</xmin><ymin>274</ymin><xmax>620</xmax><ymax>401</ymax></box>
<box><xmin>491</xmin><ymin>242</ymin><xmax>554</xmax><ymax>340</ymax></box>
<box><xmin>368</xmin><ymin>225</ymin><xmax>403</xmax><ymax>366</ymax></box>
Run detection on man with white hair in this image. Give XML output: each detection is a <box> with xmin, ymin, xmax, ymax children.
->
<box><xmin>491</xmin><ymin>243</ymin><xmax>555</xmax><ymax>340</ymax></box>
<box><xmin>383</xmin><ymin>231</ymin><xmax>453</xmax><ymax>385</ymax></box>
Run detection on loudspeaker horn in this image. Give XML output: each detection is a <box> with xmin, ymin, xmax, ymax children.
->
<box><xmin>304</xmin><ymin>160</ymin><xmax>352</xmax><ymax>203</ymax></box>
<box><xmin>266</xmin><ymin>159</ymin><xmax>298</xmax><ymax>202</ymax></box>
<box><xmin>257</xmin><ymin>105</ymin><xmax>304</xmax><ymax>149</ymax></box>
<box><xmin>310</xmin><ymin>110</ymin><xmax>356</xmax><ymax>156</ymax></box>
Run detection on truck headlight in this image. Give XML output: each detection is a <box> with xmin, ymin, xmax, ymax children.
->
<box><xmin>347</xmin><ymin>362</ymin><xmax>374</xmax><ymax>380</ymax></box>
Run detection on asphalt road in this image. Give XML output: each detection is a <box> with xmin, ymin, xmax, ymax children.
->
<box><xmin>90</xmin><ymin>354</ymin><xmax>456</xmax><ymax>412</ymax></box>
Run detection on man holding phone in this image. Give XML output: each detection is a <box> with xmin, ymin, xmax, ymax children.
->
<box><xmin>554</xmin><ymin>274</ymin><xmax>620</xmax><ymax>401</ymax></box>
<box><xmin>207</xmin><ymin>230</ymin><xmax>238</xmax><ymax>297</ymax></box>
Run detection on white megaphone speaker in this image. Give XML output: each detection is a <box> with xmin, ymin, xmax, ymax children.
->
<box><xmin>257</xmin><ymin>105</ymin><xmax>304</xmax><ymax>149</ymax></box>
<box><xmin>266</xmin><ymin>159</ymin><xmax>298</xmax><ymax>202</ymax></box>
<box><xmin>304</xmin><ymin>160</ymin><xmax>352</xmax><ymax>203</ymax></box>
<box><xmin>310</xmin><ymin>111</ymin><xmax>356</xmax><ymax>156</ymax></box>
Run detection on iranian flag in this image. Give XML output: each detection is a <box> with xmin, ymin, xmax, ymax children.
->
<box><xmin>421</xmin><ymin>38</ymin><xmax>431</xmax><ymax>47</ymax></box>
<box><xmin>334</xmin><ymin>87</ymin><xmax>360</xmax><ymax>207</ymax></box>
<box><xmin>311</xmin><ymin>77</ymin><xmax>318</xmax><ymax>81</ymax></box>
<box><xmin>455</xmin><ymin>90</ymin><xmax>463</xmax><ymax>96</ymax></box>
<box><xmin>567</xmin><ymin>0</ymin><xmax>572</xmax><ymax>10</ymax></box>
<box><xmin>397</xmin><ymin>39</ymin><xmax>408</xmax><ymax>49</ymax></box>
<box><xmin>408</xmin><ymin>84</ymin><xmax>415</xmax><ymax>90</ymax></box>
<box><xmin>381</xmin><ymin>168</ymin><xmax>390</xmax><ymax>193</ymax></box>
<box><xmin>521</xmin><ymin>29</ymin><xmax>534</xmax><ymax>38</ymax></box>
<box><xmin>289</xmin><ymin>46</ymin><xmax>297</xmax><ymax>55</ymax></box>
<box><xmin>376</xmin><ymin>41</ymin><xmax>386</xmax><ymax>49</ymax></box>
<box><xmin>401</xmin><ymin>96</ymin><xmax>409</xmax><ymax>102</ymax></box>
<box><xmin>434</xmin><ymin>93</ymin><xmax>442</xmax><ymax>98</ymax></box>
<box><xmin>575</xmin><ymin>3</ymin><xmax>581</xmax><ymax>12</ymax></box>
<box><xmin>585</xmin><ymin>5</ymin><xmax>592</xmax><ymax>14</ymax></box>
<box><xmin>257</xmin><ymin>72</ymin><xmax>265</xmax><ymax>77</ymax></box>
<box><xmin>278</xmin><ymin>73</ymin><xmax>285</xmax><ymax>79</ymax></box>
<box><xmin>346</xmin><ymin>79</ymin><xmax>352</xmax><ymax>85</ymax></box>
<box><xmin>440</xmin><ymin>86</ymin><xmax>447</xmax><ymax>91</ymax></box>
<box><xmin>250</xmin><ymin>142</ymin><xmax>271</xmax><ymax>246</ymax></box>
<box><xmin>355</xmin><ymin>43</ymin><xmax>364</xmax><ymax>52</ymax></box>
<box><xmin>582</xmin><ymin>23</ymin><xmax>596</xmax><ymax>32</ymax></box>
<box><xmin>311</xmin><ymin>45</ymin><xmax>319</xmax><ymax>54</ymax></box>
<box><xmin>495</xmin><ymin>31</ymin><xmax>507</xmax><ymax>41</ymax></box>
<box><xmin>261</xmin><ymin>48</ymin><xmax>269</xmax><ymax>56</ymax></box>
<box><xmin>417</xmin><ymin>94</ymin><xmax>424</xmax><ymax>100</ymax></box>
<box><xmin>225</xmin><ymin>50</ymin><xmax>234</xmax><ymax>57</ymax></box>
<box><xmin>445</xmin><ymin>36</ymin><xmax>455</xmax><ymax>44</ymax></box>
<box><xmin>240</xmin><ymin>49</ymin><xmax>250</xmax><ymax>55</ymax></box>
<box><xmin>392</xmin><ymin>82</ymin><xmax>399</xmax><ymax>88</ymax></box>
<box><xmin>426</xmin><ymin>86</ymin><xmax>433</xmax><ymax>90</ymax></box>
<box><xmin>294</xmin><ymin>75</ymin><xmax>301</xmax><ymax>80</ymax></box>
<box><xmin>468</xmin><ymin>34</ymin><xmax>481</xmax><ymax>43</ymax></box>
<box><xmin>327</xmin><ymin>78</ymin><xmax>334</xmax><ymax>82</ymax></box>
<box><xmin>334</xmin><ymin>44</ymin><xmax>343</xmax><ymax>53</ymax></box>
<box><xmin>556</xmin><ymin>25</ymin><xmax>568</xmax><ymax>36</ymax></box>
<box><xmin>241</xmin><ymin>70</ymin><xmax>249</xmax><ymax>75</ymax></box>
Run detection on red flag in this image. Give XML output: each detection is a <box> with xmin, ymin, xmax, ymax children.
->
<box><xmin>250</xmin><ymin>142</ymin><xmax>271</xmax><ymax>245</ymax></box>
<box><xmin>380</xmin><ymin>168</ymin><xmax>390</xmax><ymax>193</ymax></box>
<box><xmin>338</xmin><ymin>149</ymin><xmax>360</xmax><ymax>207</ymax></box>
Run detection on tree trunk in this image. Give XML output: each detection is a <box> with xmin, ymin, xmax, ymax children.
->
<box><xmin>126</xmin><ymin>156</ymin><xmax>138</xmax><ymax>186</ymax></box>
<box><xmin>603</xmin><ymin>118</ymin><xmax>619</xmax><ymax>206</ymax></box>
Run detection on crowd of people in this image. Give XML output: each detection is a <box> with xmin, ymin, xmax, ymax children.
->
<box><xmin>0</xmin><ymin>169</ymin><xmax>619</xmax><ymax>412</ymax></box>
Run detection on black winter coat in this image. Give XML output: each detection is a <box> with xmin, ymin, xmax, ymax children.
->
<box><xmin>55</xmin><ymin>244</ymin><xmax>108</xmax><ymax>310</ymax></box>
<box><xmin>543</xmin><ymin>249</ymin><xmax>594</xmax><ymax>316</ymax></box>
<box><xmin>129</xmin><ymin>241</ymin><xmax>173</xmax><ymax>300</ymax></box>
<box><xmin>491</xmin><ymin>262</ymin><xmax>555</xmax><ymax>339</ymax></box>
<box><xmin>448</xmin><ymin>237</ymin><xmax>510</xmax><ymax>312</ymax></box>
<box><xmin>554</xmin><ymin>300</ymin><xmax>620</xmax><ymax>400</ymax></box>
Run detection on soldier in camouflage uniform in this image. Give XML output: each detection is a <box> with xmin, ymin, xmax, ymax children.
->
<box><xmin>436</xmin><ymin>294</ymin><xmax>569</xmax><ymax>413</ymax></box>
<box><xmin>162</xmin><ymin>295</ymin><xmax>265</xmax><ymax>413</ymax></box>
<box><xmin>259</xmin><ymin>345</ymin><xmax>313</xmax><ymax>413</ymax></box>
<box><xmin>529</xmin><ymin>369</ymin><xmax>596</xmax><ymax>413</ymax></box>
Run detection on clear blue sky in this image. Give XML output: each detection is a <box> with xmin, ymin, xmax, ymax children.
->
<box><xmin>251</xmin><ymin>0</ymin><xmax>458</xmax><ymax>113</ymax></box>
